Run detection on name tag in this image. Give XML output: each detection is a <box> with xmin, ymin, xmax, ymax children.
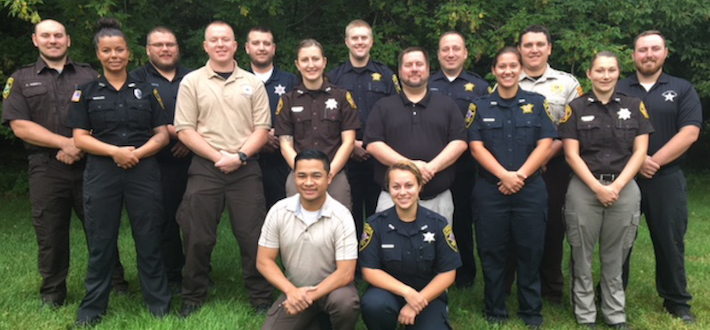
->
<box><xmin>381</xmin><ymin>244</ymin><xmax>394</xmax><ymax>249</ymax></box>
<box><xmin>292</xmin><ymin>106</ymin><xmax>304</xmax><ymax>113</ymax></box>
<box><xmin>581</xmin><ymin>115</ymin><xmax>595</xmax><ymax>122</ymax></box>
<box><xmin>28</xmin><ymin>82</ymin><xmax>42</xmax><ymax>87</ymax></box>
<box><xmin>483</xmin><ymin>118</ymin><xmax>495</xmax><ymax>122</ymax></box>
<box><xmin>92</xmin><ymin>96</ymin><xmax>106</xmax><ymax>100</ymax></box>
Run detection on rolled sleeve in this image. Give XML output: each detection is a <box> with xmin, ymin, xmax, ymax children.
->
<box><xmin>251</xmin><ymin>81</ymin><xmax>272</xmax><ymax>130</ymax></box>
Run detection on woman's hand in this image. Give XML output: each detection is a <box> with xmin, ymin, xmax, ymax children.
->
<box><xmin>112</xmin><ymin>146</ymin><xmax>139</xmax><ymax>169</ymax></box>
<box><xmin>403</xmin><ymin>287</ymin><xmax>428</xmax><ymax>313</ymax></box>
<box><xmin>398</xmin><ymin>304</ymin><xmax>418</xmax><ymax>325</ymax></box>
<box><xmin>498</xmin><ymin>171</ymin><xmax>526</xmax><ymax>195</ymax></box>
<box><xmin>594</xmin><ymin>185</ymin><xmax>619</xmax><ymax>207</ymax></box>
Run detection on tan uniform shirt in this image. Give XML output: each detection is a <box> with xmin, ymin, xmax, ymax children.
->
<box><xmin>174</xmin><ymin>60</ymin><xmax>271</xmax><ymax>152</ymax></box>
<box><xmin>258</xmin><ymin>194</ymin><xmax>358</xmax><ymax>287</ymax></box>
<box><xmin>519</xmin><ymin>64</ymin><xmax>583</xmax><ymax>125</ymax></box>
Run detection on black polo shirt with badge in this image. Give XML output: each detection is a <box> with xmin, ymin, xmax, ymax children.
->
<box><xmin>2</xmin><ymin>58</ymin><xmax>99</xmax><ymax>154</ymax></box>
<box><xmin>557</xmin><ymin>92</ymin><xmax>654</xmax><ymax>177</ymax></box>
<box><xmin>616</xmin><ymin>73</ymin><xmax>702</xmax><ymax>170</ymax></box>
<box><xmin>67</xmin><ymin>76</ymin><xmax>170</xmax><ymax>147</ymax></box>
<box><xmin>274</xmin><ymin>82</ymin><xmax>361</xmax><ymax>161</ymax></box>
<box><xmin>328</xmin><ymin>60</ymin><xmax>399</xmax><ymax>139</ymax></box>
<box><xmin>364</xmin><ymin>91</ymin><xmax>466</xmax><ymax>199</ymax></box>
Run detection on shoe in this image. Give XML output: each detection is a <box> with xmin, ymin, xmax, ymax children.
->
<box><xmin>73</xmin><ymin>316</ymin><xmax>102</xmax><ymax>328</ymax></box>
<box><xmin>254</xmin><ymin>303</ymin><xmax>271</xmax><ymax>314</ymax></box>
<box><xmin>180</xmin><ymin>303</ymin><xmax>203</xmax><ymax>318</ymax></box>
<box><xmin>579</xmin><ymin>322</ymin><xmax>596</xmax><ymax>329</ymax></box>
<box><xmin>667</xmin><ymin>308</ymin><xmax>696</xmax><ymax>324</ymax></box>
<box><xmin>607</xmin><ymin>322</ymin><xmax>629</xmax><ymax>330</ymax></box>
<box><xmin>112</xmin><ymin>282</ymin><xmax>130</xmax><ymax>295</ymax></box>
<box><xmin>484</xmin><ymin>314</ymin><xmax>508</xmax><ymax>324</ymax></box>
<box><xmin>40</xmin><ymin>297</ymin><xmax>65</xmax><ymax>310</ymax></box>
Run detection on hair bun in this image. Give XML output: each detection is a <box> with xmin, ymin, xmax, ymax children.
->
<box><xmin>97</xmin><ymin>17</ymin><xmax>122</xmax><ymax>31</ymax></box>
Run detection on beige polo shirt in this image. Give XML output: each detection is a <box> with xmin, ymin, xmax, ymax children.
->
<box><xmin>174</xmin><ymin>60</ymin><xmax>271</xmax><ymax>152</ymax></box>
<box><xmin>258</xmin><ymin>194</ymin><xmax>358</xmax><ymax>287</ymax></box>
<box><xmin>519</xmin><ymin>64</ymin><xmax>583</xmax><ymax>125</ymax></box>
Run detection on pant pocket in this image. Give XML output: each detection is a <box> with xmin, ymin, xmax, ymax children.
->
<box><xmin>623</xmin><ymin>212</ymin><xmax>640</xmax><ymax>249</ymax></box>
<box><xmin>564</xmin><ymin>211</ymin><xmax>581</xmax><ymax>247</ymax></box>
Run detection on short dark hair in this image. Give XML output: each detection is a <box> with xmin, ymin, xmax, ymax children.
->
<box><xmin>633</xmin><ymin>30</ymin><xmax>667</xmax><ymax>49</ymax></box>
<box><xmin>492</xmin><ymin>46</ymin><xmax>522</xmax><ymax>67</ymax></box>
<box><xmin>146</xmin><ymin>26</ymin><xmax>176</xmax><ymax>45</ymax></box>
<box><xmin>520</xmin><ymin>25</ymin><xmax>552</xmax><ymax>45</ymax></box>
<box><xmin>398</xmin><ymin>47</ymin><xmax>429</xmax><ymax>69</ymax></box>
<box><xmin>294</xmin><ymin>149</ymin><xmax>330</xmax><ymax>173</ymax></box>
<box><xmin>93</xmin><ymin>18</ymin><xmax>126</xmax><ymax>50</ymax></box>
<box><xmin>248</xmin><ymin>26</ymin><xmax>275</xmax><ymax>43</ymax></box>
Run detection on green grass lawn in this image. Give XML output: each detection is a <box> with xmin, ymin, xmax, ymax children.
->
<box><xmin>1</xmin><ymin>172</ymin><xmax>709</xmax><ymax>329</ymax></box>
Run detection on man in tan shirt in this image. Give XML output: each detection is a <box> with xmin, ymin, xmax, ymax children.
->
<box><xmin>174</xmin><ymin>20</ymin><xmax>272</xmax><ymax>316</ymax></box>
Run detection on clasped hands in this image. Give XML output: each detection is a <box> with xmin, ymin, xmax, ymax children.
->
<box><xmin>498</xmin><ymin>171</ymin><xmax>527</xmax><ymax>195</ymax></box>
<box><xmin>283</xmin><ymin>286</ymin><xmax>318</xmax><ymax>315</ymax></box>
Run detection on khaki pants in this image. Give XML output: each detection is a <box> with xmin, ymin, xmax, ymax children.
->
<box><xmin>261</xmin><ymin>283</ymin><xmax>360</xmax><ymax>330</ymax></box>
<box><xmin>564</xmin><ymin>176</ymin><xmax>640</xmax><ymax>325</ymax></box>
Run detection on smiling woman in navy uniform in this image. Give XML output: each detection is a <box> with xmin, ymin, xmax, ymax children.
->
<box><xmin>467</xmin><ymin>47</ymin><xmax>556</xmax><ymax>328</ymax></box>
<box><xmin>67</xmin><ymin>18</ymin><xmax>171</xmax><ymax>326</ymax></box>
<box><xmin>558</xmin><ymin>52</ymin><xmax>653</xmax><ymax>329</ymax></box>
<box><xmin>360</xmin><ymin>160</ymin><xmax>461</xmax><ymax>330</ymax></box>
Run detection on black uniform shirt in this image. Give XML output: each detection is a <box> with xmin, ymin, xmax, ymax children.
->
<box><xmin>359</xmin><ymin>206</ymin><xmax>462</xmax><ymax>294</ymax></box>
<box><xmin>467</xmin><ymin>89</ymin><xmax>557</xmax><ymax>177</ymax></box>
<box><xmin>558</xmin><ymin>92</ymin><xmax>654</xmax><ymax>176</ymax></box>
<box><xmin>328</xmin><ymin>60</ymin><xmax>399</xmax><ymax>139</ymax></box>
<box><xmin>364</xmin><ymin>92</ymin><xmax>466</xmax><ymax>199</ymax></box>
<box><xmin>429</xmin><ymin>69</ymin><xmax>489</xmax><ymax>116</ymax></box>
<box><xmin>275</xmin><ymin>82</ymin><xmax>361</xmax><ymax>161</ymax></box>
<box><xmin>67</xmin><ymin>76</ymin><xmax>170</xmax><ymax>148</ymax></box>
<box><xmin>130</xmin><ymin>63</ymin><xmax>192</xmax><ymax>162</ymax></box>
<box><xmin>616</xmin><ymin>73</ymin><xmax>702</xmax><ymax>170</ymax></box>
<box><xmin>2</xmin><ymin>58</ymin><xmax>99</xmax><ymax>153</ymax></box>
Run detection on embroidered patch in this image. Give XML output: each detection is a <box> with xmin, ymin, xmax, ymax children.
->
<box><xmin>359</xmin><ymin>223</ymin><xmax>374</xmax><ymax>251</ymax></box>
<box><xmin>465</xmin><ymin>103</ymin><xmax>476</xmax><ymax>128</ymax></box>
<box><xmin>639</xmin><ymin>102</ymin><xmax>649</xmax><ymax>119</ymax></box>
<box><xmin>276</xmin><ymin>98</ymin><xmax>284</xmax><ymax>115</ymax></box>
<box><xmin>153</xmin><ymin>89</ymin><xmax>165</xmax><ymax>110</ymax></box>
<box><xmin>3</xmin><ymin>77</ymin><xmax>14</xmax><ymax>99</ymax></box>
<box><xmin>346</xmin><ymin>91</ymin><xmax>357</xmax><ymax>109</ymax></box>
<box><xmin>551</xmin><ymin>83</ymin><xmax>563</xmax><ymax>94</ymax></box>
<box><xmin>392</xmin><ymin>75</ymin><xmax>401</xmax><ymax>93</ymax></box>
<box><xmin>71</xmin><ymin>90</ymin><xmax>82</xmax><ymax>102</ymax></box>
<box><xmin>443</xmin><ymin>225</ymin><xmax>458</xmax><ymax>252</ymax></box>
<box><xmin>560</xmin><ymin>105</ymin><xmax>573</xmax><ymax>124</ymax></box>
<box><xmin>576</xmin><ymin>86</ymin><xmax>584</xmax><ymax>97</ymax></box>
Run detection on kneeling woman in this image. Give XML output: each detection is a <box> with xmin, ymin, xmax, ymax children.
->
<box><xmin>467</xmin><ymin>47</ymin><xmax>556</xmax><ymax>327</ymax></box>
<box><xmin>558</xmin><ymin>52</ymin><xmax>652</xmax><ymax>328</ymax></box>
<box><xmin>68</xmin><ymin>18</ymin><xmax>171</xmax><ymax>325</ymax></box>
<box><xmin>360</xmin><ymin>161</ymin><xmax>461</xmax><ymax>329</ymax></box>
<box><xmin>275</xmin><ymin>39</ymin><xmax>360</xmax><ymax>210</ymax></box>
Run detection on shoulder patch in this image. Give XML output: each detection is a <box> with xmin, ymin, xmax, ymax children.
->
<box><xmin>359</xmin><ymin>223</ymin><xmax>374</xmax><ymax>251</ymax></box>
<box><xmin>346</xmin><ymin>91</ymin><xmax>357</xmax><ymax>109</ymax></box>
<box><xmin>153</xmin><ymin>89</ymin><xmax>165</xmax><ymax>110</ymax></box>
<box><xmin>276</xmin><ymin>98</ymin><xmax>284</xmax><ymax>115</ymax></box>
<box><xmin>576</xmin><ymin>86</ymin><xmax>584</xmax><ymax>97</ymax></box>
<box><xmin>488</xmin><ymin>85</ymin><xmax>496</xmax><ymax>94</ymax></box>
<box><xmin>3</xmin><ymin>77</ymin><xmax>14</xmax><ymax>99</ymax></box>
<box><xmin>639</xmin><ymin>101</ymin><xmax>649</xmax><ymax>119</ymax></box>
<box><xmin>71</xmin><ymin>90</ymin><xmax>82</xmax><ymax>102</ymax></box>
<box><xmin>543</xmin><ymin>99</ymin><xmax>554</xmax><ymax>121</ymax></box>
<box><xmin>560</xmin><ymin>105</ymin><xmax>573</xmax><ymax>124</ymax></box>
<box><xmin>465</xmin><ymin>103</ymin><xmax>477</xmax><ymax>128</ymax></box>
<box><xmin>392</xmin><ymin>75</ymin><xmax>402</xmax><ymax>93</ymax></box>
<box><xmin>443</xmin><ymin>225</ymin><xmax>458</xmax><ymax>252</ymax></box>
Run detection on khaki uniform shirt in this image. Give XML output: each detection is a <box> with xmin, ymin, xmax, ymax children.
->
<box><xmin>174</xmin><ymin>61</ymin><xmax>271</xmax><ymax>153</ymax></box>
<box><xmin>258</xmin><ymin>194</ymin><xmax>358</xmax><ymax>287</ymax></box>
<box><xmin>519</xmin><ymin>64</ymin><xmax>583</xmax><ymax>125</ymax></box>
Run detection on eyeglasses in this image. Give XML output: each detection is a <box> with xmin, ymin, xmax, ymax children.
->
<box><xmin>148</xmin><ymin>43</ymin><xmax>177</xmax><ymax>48</ymax></box>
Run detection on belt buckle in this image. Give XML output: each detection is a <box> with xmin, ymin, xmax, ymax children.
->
<box><xmin>599</xmin><ymin>174</ymin><xmax>616</xmax><ymax>182</ymax></box>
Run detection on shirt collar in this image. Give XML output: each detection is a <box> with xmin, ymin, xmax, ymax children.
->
<box><xmin>294</xmin><ymin>81</ymin><xmax>335</xmax><ymax>96</ymax></box>
<box><xmin>585</xmin><ymin>91</ymin><xmax>623</xmax><ymax>105</ymax></box>
<box><xmin>342</xmin><ymin>59</ymin><xmax>377</xmax><ymax>73</ymax></box>
<box><xmin>519</xmin><ymin>64</ymin><xmax>554</xmax><ymax>82</ymax></box>
<box><xmin>430</xmin><ymin>69</ymin><xmax>477</xmax><ymax>83</ymax></box>
<box><xmin>34</xmin><ymin>57</ymin><xmax>76</xmax><ymax>75</ymax></box>
<box><xmin>146</xmin><ymin>62</ymin><xmax>189</xmax><ymax>81</ymax></box>
<box><xmin>489</xmin><ymin>88</ymin><xmax>528</xmax><ymax>107</ymax></box>
<box><xmin>284</xmin><ymin>193</ymin><xmax>334</xmax><ymax>220</ymax></box>
<box><xmin>626</xmin><ymin>71</ymin><xmax>670</xmax><ymax>86</ymax></box>
<box><xmin>205</xmin><ymin>60</ymin><xmax>243</xmax><ymax>82</ymax></box>
<box><xmin>399</xmin><ymin>89</ymin><xmax>432</xmax><ymax>107</ymax></box>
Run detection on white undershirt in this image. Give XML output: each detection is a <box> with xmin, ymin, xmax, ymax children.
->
<box><xmin>445</xmin><ymin>75</ymin><xmax>457</xmax><ymax>82</ymax></box>
<box><xmin>253</xmin><ymin>68</ymin><xmax>274</xmax><ymax>83</ymax></box>
<box><xmin>298</xmin><ymin>203</ymin><xmax>321</xmax><ymax>227</ymax></box>
<box><xmin>640</xmin><ymin>82</ymin><xmax>655</xmax><ymax>92</ymax></box>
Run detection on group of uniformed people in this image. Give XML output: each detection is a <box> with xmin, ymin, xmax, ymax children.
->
<box><xmin>1</xmin><ymin>14</ymin><xmax>702</xmax><ymax>330</ymax></box>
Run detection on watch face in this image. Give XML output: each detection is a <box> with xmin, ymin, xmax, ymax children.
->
<box><xmin>239</xmin><ymin>152</ymin><xmax>248</xmax><ymax>162</ymax></box>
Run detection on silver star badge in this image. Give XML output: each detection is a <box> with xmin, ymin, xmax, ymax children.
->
<box><xmin>325</xmin><ymin>98</ymin><xmax>338</xmax><ymax>110</ymax></box>
<box><xmin>423</xmin><ymin>231</ymin><xmax>435</xmax><ymax>243</ymax></box>
<box><xmin>662</xmin><ymin>90</ymin><xmax>677</xmax><ymax>102</ymax></box>
<box><xmin>274</xmin><ymin>84</ymin><xmax>286</xmax><ymax>96</ymax></box>
<box><xmin>618</xmin><ymin>108</ymin><xmax>631</xmax><ymax>120</ymax></box>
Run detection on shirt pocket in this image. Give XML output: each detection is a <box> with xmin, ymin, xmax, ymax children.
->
<box><xmin>417</xmin><ymin>242</ymin><xmax>436</xmax><ymax>274</ymax></box>
<box><xmin>293</xmin><ymin>110</ymin><xmax>312</xmax><ymax>138</ymax></box>
<box><xmin>365</xmin><ymin>82</ymin><xmax>388</xmax><ymax>109</ymax></box>
<box><xmin>126</xmin><ymin>99</ymin><xmax>152</xmax><ymax>130</ymax></box>
<box><xmin>87</xmin><ymin>100</ymin><xmax>115</xmax><ymax>131</ymax></box>
<box><xmin>515</xmin><ymin>115</ymin><xmax>542</xmax><ymax>147</ymax></box>
<box><xmin>323</xmin><ymin>107</ymin><xmax>342</xmax><ymax>137</ymax></box>
<box><xmin>479</xmin><ymin>119</ymin><xmax>504</xmax><ymax>146</ymax></box>
<box><xmin>22</xmin><ymin>84</ymin><xmax>49</xmax><ymax>118</ymax></box>
<box><xmin>578</xmin><ymin>120</ymin><xmax>603</xmax><ymax>149</ymax></box>
<box><xmin>617</xmin><ymin>120</ymin><xmax>639</xmax><ymax>150</ymax></box>
<box><xmin>382</xmin><ymin>244</ymin><xmax>402</xmax><ymax>271</ymax></box>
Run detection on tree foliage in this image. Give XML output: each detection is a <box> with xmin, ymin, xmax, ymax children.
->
<box><xmin>2</xmin><ymin>0</ymin><xmax>709</xmax><ymax>141</ymax></box>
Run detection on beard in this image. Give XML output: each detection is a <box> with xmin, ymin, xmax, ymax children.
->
<box><xmin>150</xmin><ymin>53</ymin><xmax>180</xmax><ymax>72</ymax></box>
<box><xmin>635</xmin><ymin>58</ymin><xmax>664</xmax><ymax>77</ymax></box>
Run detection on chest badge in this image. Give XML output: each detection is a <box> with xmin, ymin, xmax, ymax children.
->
<box><xmin>551</xmin><ymin>83</ymin><xmax>563</xmax><ymax>94</ymax></box>
<box><xmin>274</xmin><ymin>84</ymin><xmax>286</xmax><ymax>96</ymax></box>
<box><xmin>371</xmin><ymin>72</ymin><xmax>382</xmax><ymax>81</ymax></box>
<box><xmin>134</xmin><ymin>88</ymin><xmax>143</xmax><ymax>99</ymax></box>
<box><xmin>662</xmin><ymin>90</ymin><xmax>677</xmax><ymax>102</ymax></box>
<box><xmin>618</xmin><ymin>108</ymin><xmax>631</xmax><ymax>120</ymax></box>
<box><xmin>325</xmin><ymin>98</ymin><xmax>338</xmax><ymax>110</ymax></box>
<box><xmin>423</xmin><ymin>231</ymin><xmax>435</xmax><ymax>244</ymax></box>
<box><xmin>521</xmin><ymin>103</ymin><xmax>534</xmax><ymax>114</ymax></box>
<box><xmin>464</xmin><ymin>82</ymin><xmax>475</xmax><ymax>92</ymax></box>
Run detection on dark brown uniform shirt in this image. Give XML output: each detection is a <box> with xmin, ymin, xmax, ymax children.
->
<box><xmin>275</xmin><ymin>82</ymin><xmax>360</xmax><ymax>161</ymax></box>
<box><xmin>2</xmin><ymin>58</ymin><xmax>99</xmax><ymax>154</ymax></box>
<box><xmin>558</xmin><ymin>92</ymin><xmax>654</xmax><ymax>176</ymax></box>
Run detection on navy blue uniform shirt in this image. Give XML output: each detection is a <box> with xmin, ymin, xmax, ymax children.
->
<box><xmin>359</xmin><ymin>206</ymin><xmax>462</xmax><ymax>294</ymax></box>
<box><xmin>328</xmin><ymin>60</ymin><xmax>399</xmax><ymax>139</ymax></box>
<box><xmin>467</xmin><ymin>89</ymin><xmax>557</xmax><ymax>177</ymax></box>
<box><xmin>68</xmin><ymin>76</ymin><xmax>170</xmax><ymax>148</ymax></box>
<box><xmin>249</xmin><ymin>66</ymin><xmax>299</xmax><ymax>126</ymax></box>
<box><xmin>429</xmin><ymin>69</ymin><xmax>490</xmax><ymax>116</ymax></box>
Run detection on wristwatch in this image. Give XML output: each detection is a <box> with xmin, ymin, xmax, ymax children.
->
<box><xmin>238</xmin><ymin>152</ymin><xmax>248</xmax><ymax>164</ymax></box>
